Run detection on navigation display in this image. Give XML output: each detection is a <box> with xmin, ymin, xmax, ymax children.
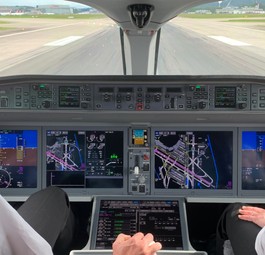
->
<box><xmin>45</xmin><ymin>129</ymin><xmax>124</xmax><ymax>189</ymax></box>
<box><xmin>0</xmin><ymin>130</ymin><xmax>38</xmax><ymax>189</ymax></box>
<box><xmin>241</xmin><ymin>131</ymin><xmax>265</xmax><ymax>190</ymax></box>
<box><xmin>154</xmin><ymin>130</ymin><xmax>233</xmax><ymax>193</ymax></box>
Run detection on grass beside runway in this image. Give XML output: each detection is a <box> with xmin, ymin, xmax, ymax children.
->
<box><xmin>0</xmin><ymin>14</ymin><xmax>106</xmax><ymax>19</ymax></box>
<box><xmin>180</xmin><ymin>13</ymin><xmax>265</xmax><ymax>19</ymax></box>
<box><xmin>225</xmin><ymin>19</ymin><xmax>265</xmax><ymax>22</ymax></box>
<box><xmin>0</xmin><ymin>14</ymin><xmax>108</xmax><ymax>34</ymax></box>
<box><xmin>0</xmin><ymin>20</ymin><xmax>15</xmax><ymax>32</ymax></box>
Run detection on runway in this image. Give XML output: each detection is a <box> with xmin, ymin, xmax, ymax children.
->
<box><xmin>0</xmin><ymin>17</ymin><xmax>265</xmax><ymax>76</ymax></box>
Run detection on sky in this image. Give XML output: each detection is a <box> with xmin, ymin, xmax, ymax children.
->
<box><xmin>0</xmin><ymin>0</ymin><xmax>88</xmax><ymax>8</ymax></box>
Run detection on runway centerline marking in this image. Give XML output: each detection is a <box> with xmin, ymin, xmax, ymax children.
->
<box><xmin>44</xmin><ymin>36</ymin><xmax>84</xmax><ymax>46</ymax></box>
<box><xmin>208</xmin><ymin>36</ymin><xmax>251</xmax><ymax>46</ymax></box>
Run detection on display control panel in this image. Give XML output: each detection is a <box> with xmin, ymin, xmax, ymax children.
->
<box><xmin>128</xmin><ymin>128</ymin><xmax>150</xmax><ymax>195</ymax></box>
<box><xmin>1</xmin><ymin>77</ymin><xmax>265</xmax><ymax>111</ymax></box>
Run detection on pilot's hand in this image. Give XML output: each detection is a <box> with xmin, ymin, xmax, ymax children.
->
<box><xmin>112</xmin><ymin>232</ymin><xmax>162</xmax><ymax>255</ymax></box>
<box><xmin>238</xmin><ymin>206</ymin><xmax>265</xmax><ymax>228</ymax></box>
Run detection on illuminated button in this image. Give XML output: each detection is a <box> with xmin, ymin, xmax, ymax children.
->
<box><xmin>136</xmin><ymin>103</ymin><xmax>143</xmax><ymax>110</ymax></box>
<box><xmin>134</xmin><ymin>166</ymin><xmax>139</xmax><ymax>174</ymax></box>
<box><xmin>143</xmin><ymin>154</ymin><xmax>149</xmax><ymax>160</ymax></box>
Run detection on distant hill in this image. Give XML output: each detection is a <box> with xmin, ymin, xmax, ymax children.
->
<box><xmin>219</xmin><ymin>0</ymin><xmax>265</xmax><ymax>7</ymax></box>
<box><xmin>189</xmin><ymin>0</ymin><xmax>265</xmax><ymax>10</ymax></box>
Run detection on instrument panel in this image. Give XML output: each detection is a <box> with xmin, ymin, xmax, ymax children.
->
<box><xmin>1</xmin><ymin>75</ymin><xmax>265</xmax><ymax>200</ymax></box>
<box><xmin>0</xmin><ymin>75</ymin><xmax>265</xmax><ymax>112</ymax></box>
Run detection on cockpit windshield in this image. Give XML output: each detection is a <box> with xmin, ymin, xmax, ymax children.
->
<box><xmin>0</xmin><ymin>0</ymin><xmax>264</xmax><ymax>76</ymax></box>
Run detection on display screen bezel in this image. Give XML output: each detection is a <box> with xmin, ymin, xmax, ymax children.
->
<box><xmin>88</xmin><ymin>196</ymin><xmax>192</xmax><ymax>251</ymax></box>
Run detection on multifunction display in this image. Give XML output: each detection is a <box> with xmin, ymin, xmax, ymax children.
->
<box><xmin>95</xmin><ymin>199</ymin><xmax>183</xmax><ymax>250</ymax></box>
<box><xmin>46</xmin><ymin>130</ymin><xmax>123</xmax><ymax>188</ymax></box>
<box><xmin>154</xmin><ymin>130</ymin><xmax>233</xmax><ymax>190</ymax></box>
<box><xmin>215</xmin><ymin>87</ymin><xmax>236</xmax><ymax>108</ymax></box>
<box><xmin>59</xmin><ymin>86</ymin><xmax>80</xmax><ymax>107</ymax></box>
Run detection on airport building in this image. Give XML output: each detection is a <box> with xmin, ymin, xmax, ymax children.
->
<box><xmin>216</xmin><ymin>4</ymin><xmax>265</xmax><ymax>14</ymax></box>
<box><xmin>36</xmin><ymin>5</ymin><xmax>73</xmax><ymax>15</ymax></box>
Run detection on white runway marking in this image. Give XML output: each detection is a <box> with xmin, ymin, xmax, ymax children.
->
<box><xmin>0</xmin><ymin>23</ymin><xmax>83</xmax><ymax>38</ymax></box>
<box><xmin>44</xmin><ymin>36</ymin><xmax>84</xmax><ymax>46</ymax></box>
<box><xmin>208</xmin><ymin>36</ymin><xmax>251</xmax><ymax>46</ymax></box>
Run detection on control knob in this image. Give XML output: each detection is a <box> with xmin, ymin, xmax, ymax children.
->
<box><xmin>238</xmin><ymin>103</ymin><xmax>247</xmax><ymax>109</ymax></box>
<box><xmin>138</xmin><ymin>175</ymin><xmax>146</xmax><ymax>184</ymax></box>
<box><xmin>42</xmin><ymin>100</ymin><xmax>51</xmax><ymax>109</ymax></box>
<box><xmin>198</xmin><ymin>101</ymin><xmax>206</xmax><ymax>109</ymax></box>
